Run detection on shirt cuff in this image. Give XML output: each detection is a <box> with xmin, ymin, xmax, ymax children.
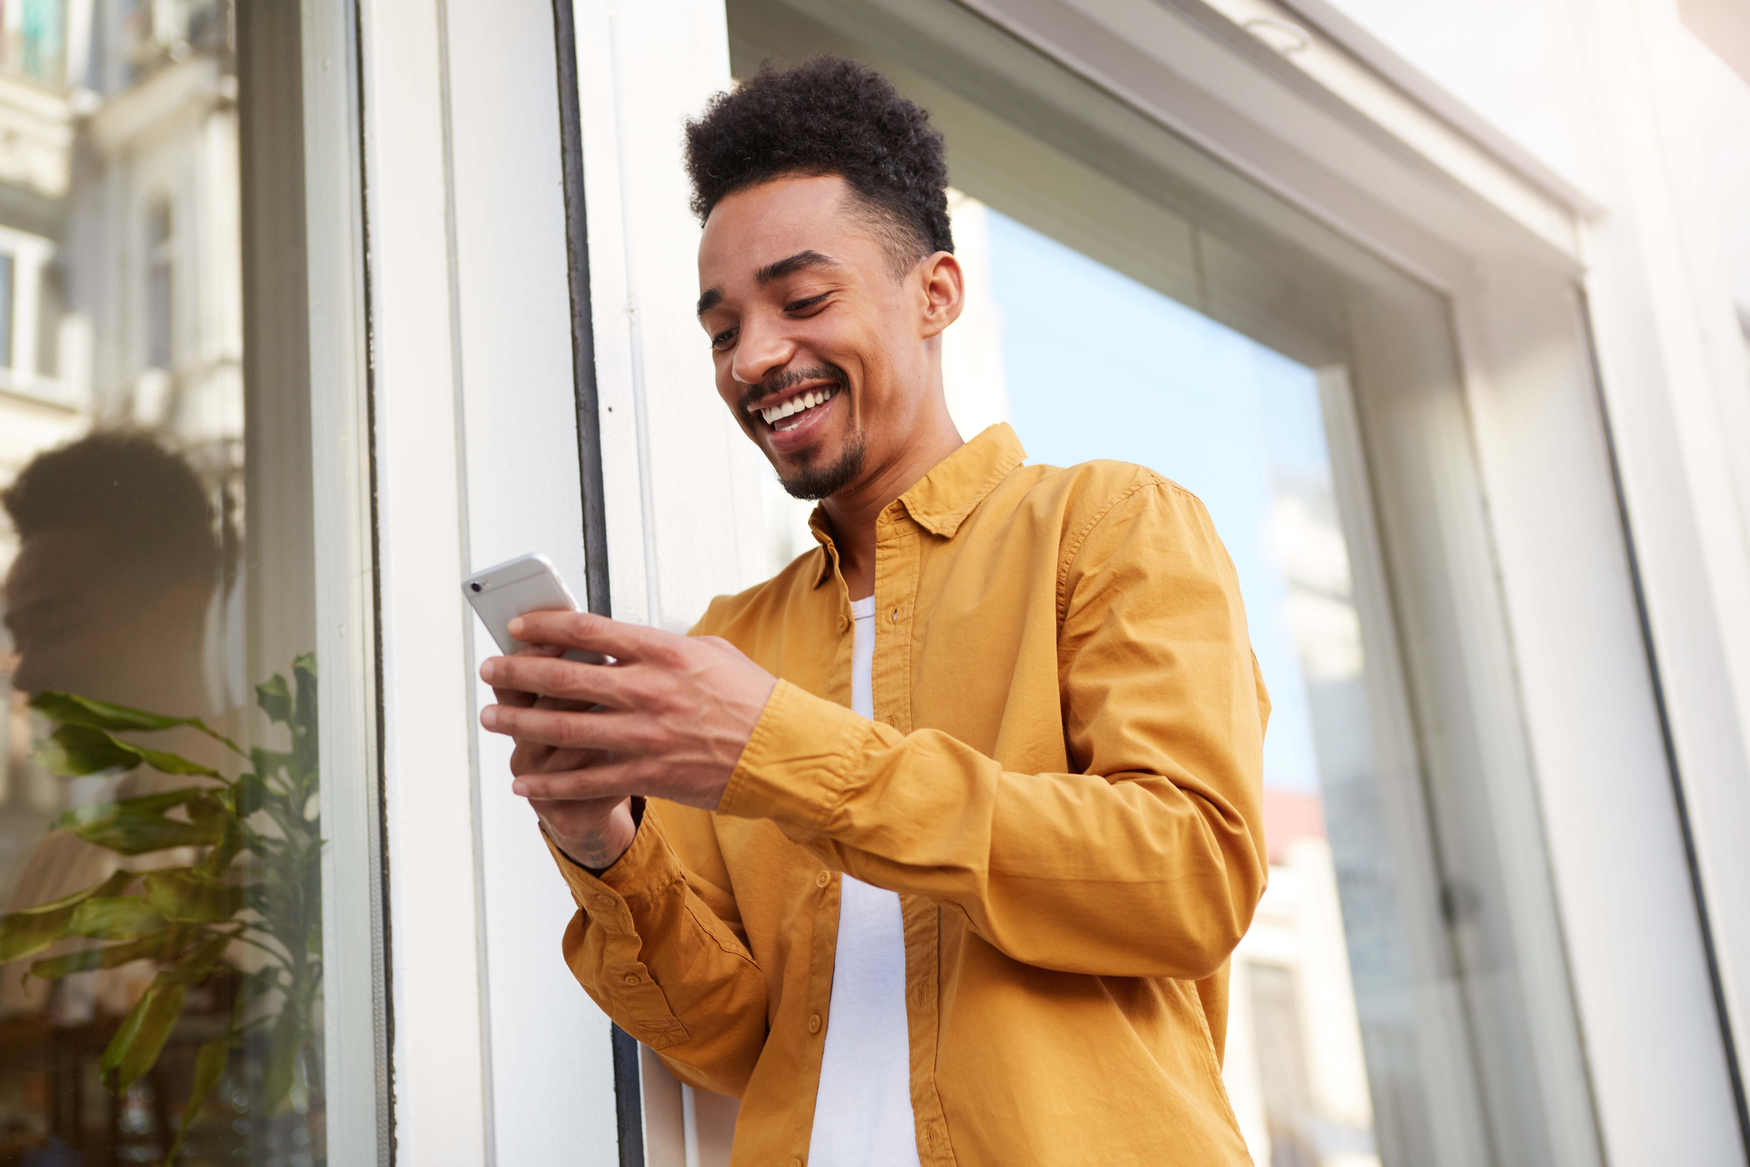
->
<box><xmin>716</xmin><ymin>678</ymin><xmax>872</xmax><ymax>834</ymax></box>
<box><xmin>542</xmin><ymin>800</ymin><xmax>683</xmax><ymax>913</ymax></box>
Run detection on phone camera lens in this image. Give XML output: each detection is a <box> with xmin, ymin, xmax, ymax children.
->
<box><xmin>469</xmin><ymin>582</ymin><xmax>482</xmax><ymax>593</ymax></box>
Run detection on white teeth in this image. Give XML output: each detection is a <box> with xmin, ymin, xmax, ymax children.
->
<box><xmin>758</xmin><ymin>387</ymin><xmax>835</xmax><ymax>426</ymax></box>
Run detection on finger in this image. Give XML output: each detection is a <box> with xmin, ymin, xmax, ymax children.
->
<box><xmin>491</xmin><ymin>685</ymin><xmax>539</xmax><ymax>709</ymax></box>
<box><xmin>512</xmin><ymin>759</ymin><xmax>646</xmax><ymax>802</ymax></box>
<box><xmin>480</xmin><ymin>703</ymin><xmax>645</xmax><ymax>753</ymax></box>
<box><xmin>507</xmin><ymin>610</ymin><xmax>676</xmax><ymax>663</ymax></box>
<box><xmin>483</xmin><ymin>646</ymin><xmax>561</xmax><ymax>707</ymax></box>
<box><xmin>533</xmin><ymin>693</ymin><xmax>597</xmax><ymax>713</ymax></box>
<box><xmin>511</xmin><ymin>742</ymin><xmax>609</xmax><ymax>777</ymax></box>
<box><xmin>480</xmin><ymin>653</ymin><xmax>629</xmax><ymax>708</ymax></box>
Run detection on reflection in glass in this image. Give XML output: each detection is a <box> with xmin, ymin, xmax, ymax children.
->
<box><xmin>0</xmin><ymin>3</ymin><xmax>324</xmax><ymax>1164</ymax></box>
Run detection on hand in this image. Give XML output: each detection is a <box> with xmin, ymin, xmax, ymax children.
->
<box><xmin>479</xmin><ymin>612</ymin><xmax>779</xmax><ymax>862</ymax></box>
<box><xmin>489</xmin><ymin>646</ymin><xmax>638</xmax><ymax>868</ymax></box>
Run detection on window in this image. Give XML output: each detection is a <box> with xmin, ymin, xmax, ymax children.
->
<box><xmin>0</xmin><ymin>252</ymin><xmax>14</xmax><ymax>370</ymax></box>
<box><xmin>36</xmin><ymin>260</ymin><xmax>61</xmax><ymax>379</ymax></box>
<box><xmin>0</xmin><ymin>2</ymin><xmax>378</xmax><ymax>1163</ymax></box>
<box><xmin>145</xmin><ymin>197</ymin><xmax>173</xmax><ymax>372</ymax></box>
<box><xmin>731</xmin><ymin>2</ymin><xmax>1601</xmax><ymax>1165</ymax></box>
<box><xmin>4</xmin><ymin>0</ymin><xmax>65</xmax><ymax>87</ymax></box>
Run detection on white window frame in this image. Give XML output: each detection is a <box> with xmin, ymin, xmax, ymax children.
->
<box><xmin>300</xmin><ymin>0</ymin><xmax>391</xmax><ymax>1163</ymax></box>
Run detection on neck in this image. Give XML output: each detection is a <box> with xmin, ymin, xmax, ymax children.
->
<box><xmin>105</xmin><ymin>635</ymin><xmax>214</xmax><ymax>716</ymax></box>
<box><xmin>821</xmin><ymin>406</ymin><xmax>964</xmax><ymax>600</ymax></box>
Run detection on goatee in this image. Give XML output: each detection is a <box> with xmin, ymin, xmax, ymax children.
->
<box><xmin>778</xmin><ymin>434</ymin><xmax>865</xmax><ymax>501</ymax></box>
<box><xmin>740</xmin><ymin>363</ymin><xmax>862</xmax><ymax>501</ymax></box>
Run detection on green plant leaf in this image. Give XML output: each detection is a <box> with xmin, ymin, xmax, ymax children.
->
<box><xmin>184</xmin><ymin>795</ymin><xmax>228</xmax><ymax>829</ymax></box>
<box><xmin>55</xmin><ymin>794</ymin><xmax>227</xmax><ymax>855</ymax></box>
<box><xmin>31</xmin><ymin>691</ymin><xmax>244</xmax><ymax>757</ymax></box>
<box><xmin>27</xmin><ymin>928</ymin><xmax>190</xmax><ymax>980</ymax></box>
<box><xmin>171</xmin><ymin>933</ymin><xmax>232</xmax><ymax>981</ymax></box>
<box><xmin>233</xmin><ymin>772</ymin><xmax>268</xmax><ymax>817</ymax></box>
<box><xmin>144</xmin><ymin>869</ymin><xmax>242</xmax><ymax>924</ymax></box>
<box><xmin>0</xmin><ymin>906</ymin><xmax>76</xmax><ymax>963</ymax></box>
<box><xmin>38</xmin><ymin>724</ymin><xmax>221</xmax><ymax>779</ymax></box>
<box><xmin>261</xmin><ymin>997</ymin><xmax>305</xmax><ymax>1115</ymax></box>
<box><xmin>101</xmin><ymin>973</ymin><xmax>186</xmax><ymax>1093</ymax></box>
<box><xmin>195</xmin><ymin>822</ymin><xmax>244</xmax><ymax>879</ymax></box>
<box><xmin>293</xmin><ymin>654</ymin><xmax>317</xmax><ymax>711</ymax></box>
<box><xmin>249</xmin><ymin>749</ymin><xmax>293</xmax><ymax>785</ymax></box>
<box><xmin>37</xmin><ymin>723</ymin><xmax>141</xmax><ymax>775</ymax></box>
<box><xmin>0</xmin><ymin>869</ymin><xmax>134</xmax><ymax>962</ymax></box>
<box><xmin>66</xmin><ymin>897</ymin><xmax>164</xmax><ymax>940</ymax></box>
<box><xmin>30</xmin><ymin>691</ymin><xmax>204</xmax><ymax>734</ymax></box>
<box><xmin>167</xmin><ymin>1034</ymin><xmax>231</xmax><ymax>1164</ymax></box>
<box><xmin>255</xmin><ymin>674</ymin><xmax>292</xmax><ymax>724</ymax></box>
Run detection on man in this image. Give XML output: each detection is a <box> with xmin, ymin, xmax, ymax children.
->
<box><xmin>3</xmin><ymin>431</ymin><xmax>221</xmax><ymax>713</ymax></box>
<box><xmin>481</xmin><ymin>57</ymin><xmax>1269</xmax><ymax>1166</ymax></box>
<box><xmin>1</xmin><ymin>431</ymin><xmax>224</xmax><ymax>1020</ymax></box>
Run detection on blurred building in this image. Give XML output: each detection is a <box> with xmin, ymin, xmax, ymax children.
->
<box><xmin>0</xmin><ymin>3</ymin><xmax>245</xmax><ymax>1160</ymax></box>
<box><xmin>0</xmin><ymin>0</ymin><xmax>240</xmax><ymax>922</ymax></box>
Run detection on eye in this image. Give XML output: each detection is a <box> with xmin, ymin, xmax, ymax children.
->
<box><xmin>784</xmin><ymin>292</ymin><xmax>831</xmax><ymax>314</ymax></box>
<box><xmin>709</xmin><ymin>327</ymin><xmax>738</xmax><ymax>351</ymax></box>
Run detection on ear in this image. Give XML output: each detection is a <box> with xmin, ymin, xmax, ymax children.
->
<box><xmin>916</xmin><ymin>252</ymin><xmax>965</xmax><ymax>340</ymax></box>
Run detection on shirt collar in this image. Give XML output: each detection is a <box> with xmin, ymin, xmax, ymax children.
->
<box><xmin>808</xmin><ymin>423</ymin><xmax>1027</xmax><ymax>587</ymax></box>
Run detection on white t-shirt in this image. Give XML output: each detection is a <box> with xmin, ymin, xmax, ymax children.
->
<box><xmin>805</xmin><ymin>596</ymin><xmax>924</xmax><ymax>1167</ymax></box>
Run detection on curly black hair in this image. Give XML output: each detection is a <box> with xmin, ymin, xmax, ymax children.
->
<box><xmin>2</xmin><ymin>430</ymin><xmax>217</xmax><ymax>583</ymax></box>
<box><xmin>684</xmin><ymin>57</ymin><xmax>953</xmax><ymax>271</ymax></box>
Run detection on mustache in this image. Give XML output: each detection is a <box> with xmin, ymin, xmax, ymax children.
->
<box><xmin>737</xmin><ymin>364</ymin><xmax>848</xmax><ymax>413</ymax></box>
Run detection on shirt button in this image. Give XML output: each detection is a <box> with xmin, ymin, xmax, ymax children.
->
<box><xmin>815</xmin><ymin>871</ymin><xmax>830</xmax><ymax>888</ymax></box>
<box><xmin>594</xmin><ymin>895</ymin><xmax>614</xmax><ymax>906</ymax></box>
<box><xmin>807</xmin><ymin>1014</ymin><xmax>822</xmax><ymax>1034</ymax></box>
<box><xmin>790</xmin><ymin>1159</ymin><xmax>803</xmax><ymax>1167</ymax></box>
<box><xmin>836</xmin><ymin>615</ymin><xmax>848</xmax><ymax>633</ymax></box>
<box><xmin>623</xmin><ymin>973</ymin><xmax>641</xmax><ymax>986</ymax></box>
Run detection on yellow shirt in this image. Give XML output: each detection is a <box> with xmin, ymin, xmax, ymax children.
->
<box><xmin>544</xmin><ymin>423</ymin><xmax>1270</xmax><ymax>1166</ymax></box>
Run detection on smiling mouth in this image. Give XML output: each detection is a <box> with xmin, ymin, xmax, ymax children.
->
<box><xmin>749</xmin><ymin>385</ymin><xmax>840</xmax><ymax>431</ymax></box>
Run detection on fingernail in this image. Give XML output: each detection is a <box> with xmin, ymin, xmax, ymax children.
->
<box><xmin>508</xmin><ymin>616</ymin><xmax>525</xmax><ymax>637</ymax></box>
<box><xmin>479</xmin><ymin>659</ymin><xmax>497</xmax><ymax>683</ymax></box>
<box><xmin>511</xmin><ymin>780</ymin><xmax>528</xmax><ymax>796</ymax></box>
<box><xmin>480</xmin><ymin>706</ymin><xmax>499</xmax><ymax>730</ymax></box>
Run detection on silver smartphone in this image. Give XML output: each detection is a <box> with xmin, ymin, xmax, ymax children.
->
<box><xmin>462</xmin><ymin>553</ymin><xmax>605</xmax><ymax>664</ymax></box>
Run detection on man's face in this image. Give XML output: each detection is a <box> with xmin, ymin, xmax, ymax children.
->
<box><xmin>3</xmin><ymin>529</ymin><xmax>205</xmax><ymax>700</ymax></box>
<box><xmin>696</xmin><ymin>174</ymin><xmax>945</xmax><ymax>500</ymax></box>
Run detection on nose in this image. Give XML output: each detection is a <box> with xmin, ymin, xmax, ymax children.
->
<box><xmin>730</xmin><ymin>311</ymin><xmax>796</xmax><ymax>389</ymax></box>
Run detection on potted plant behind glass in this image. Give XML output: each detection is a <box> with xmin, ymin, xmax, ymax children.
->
<box><xmin>0</xmin><ymin>654</ymin><xmax>324</xmax><ymax>1164</ymax></box>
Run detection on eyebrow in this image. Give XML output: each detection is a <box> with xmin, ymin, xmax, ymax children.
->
<box><xmin>695</xmin><ymin>250</ymin><xmax>844</xmax><ymax>317</ymax></box>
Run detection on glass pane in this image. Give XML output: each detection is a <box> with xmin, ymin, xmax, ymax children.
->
<box><xmin>0</xmin><ymin>3</ymin><xmax>329</xmax><ymax>1164</ymax></box>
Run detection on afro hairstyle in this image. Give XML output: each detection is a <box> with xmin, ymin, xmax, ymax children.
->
<box><xmin>684</xmin><ymin>56</ymin><xmax>953</xmax><ymax>272</ymax></box>
<box><xmin>2</xmin><ymin>430</ymin><xmax>218</xmax><ymax>584</ymax></box>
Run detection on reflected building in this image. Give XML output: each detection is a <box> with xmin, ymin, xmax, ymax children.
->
<box><xmin>0</xmin><ymin>2</ymin><xmax>249</xmax><ymax>1162</ymax></box>
<box><xmin>0</xmin><ymin>0</ymin><xmax>241</xmax><ymax>865</ymax></box>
